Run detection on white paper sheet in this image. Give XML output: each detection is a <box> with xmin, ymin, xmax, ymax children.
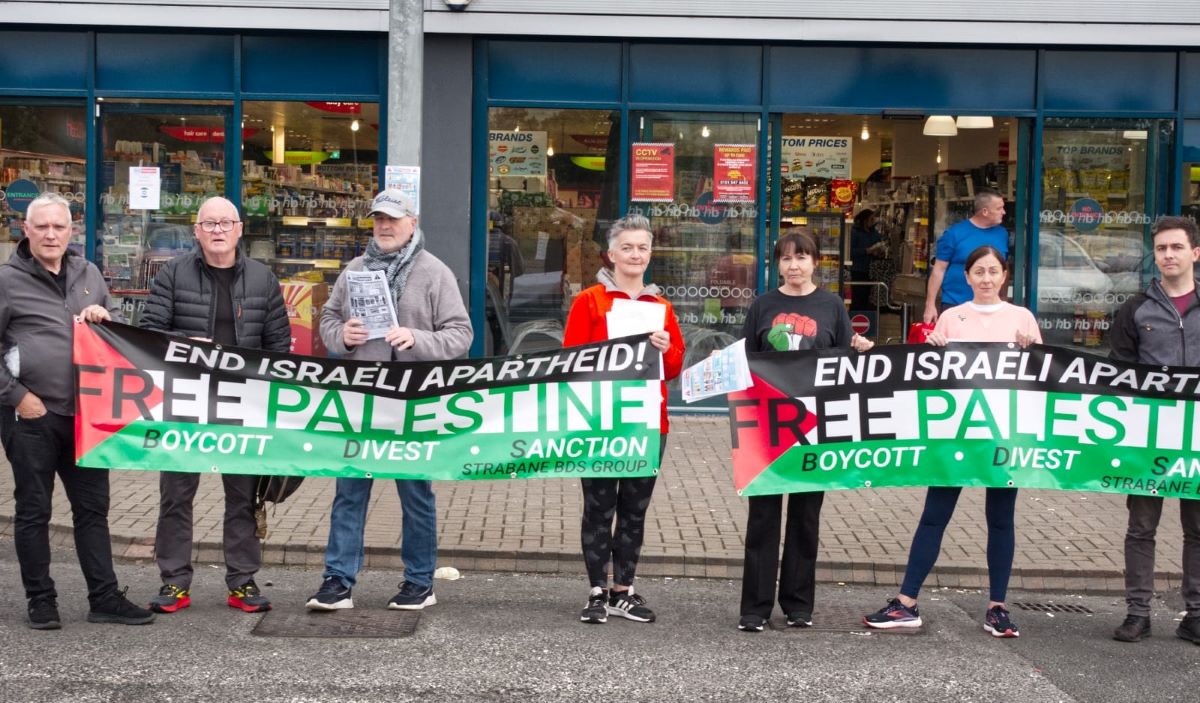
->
<box><xmin>128</xmin><ymin>167</ymin><xmax>161</xmax><ymax>210</ymax></box>
<box><xmin>606</xmin><ymin>297</ymin><xmax>667</xmax><ymax>339</ymax></box>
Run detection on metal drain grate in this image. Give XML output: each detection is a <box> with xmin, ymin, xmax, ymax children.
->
<box><xmin>252</xmin><ymin>610</ymin><xmax>421</xmax><ymax>638</ymax></box>
<box><xmin>1011</xmin><ymin>602</ymin><xmax>1094</xmax><ymax>614</ymax></box>
<box><xmin>773</xmin><ymin>604</ymin><xmax>925</xmax><ymax>635</ymax></box>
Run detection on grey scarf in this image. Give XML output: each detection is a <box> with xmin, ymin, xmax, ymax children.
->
<box><xmin>363</xmin><ymin>228</ymin><xmax>425</xmax><ymax>302</ymax></box>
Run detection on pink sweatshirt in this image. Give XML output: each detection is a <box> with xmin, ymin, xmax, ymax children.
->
<box><xmin>934</xmin><ymin>301</ymin><xmax>1043</xmax><ymax>344</ymax></box>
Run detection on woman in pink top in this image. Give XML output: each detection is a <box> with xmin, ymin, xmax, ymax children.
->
<box><xmin>865</xmin><ymin>245</ymin><xmax>1041</xmax><ymax>638</ymax></box>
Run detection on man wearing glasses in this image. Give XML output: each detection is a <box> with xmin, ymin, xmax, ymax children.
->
<box><xmin>141</xmin><ymin>196</ymin><xmax>291</xmax><ymax>615</ymax></box>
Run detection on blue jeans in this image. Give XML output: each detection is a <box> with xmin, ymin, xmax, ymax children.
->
<box><xmin>323</xmin><ymin>478</ymin><xmax>437</xmax><ymax>589</ymax></box>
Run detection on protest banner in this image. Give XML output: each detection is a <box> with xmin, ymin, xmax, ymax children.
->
<box><xmin>74</xmin><ymin>322</ymin><xmax>662</xmax><ymax>481</ymax></box>
<box><xmin>730</xmin><ymin>343</ymin><xmax>1200</xmax><ymax>498</ymax></box>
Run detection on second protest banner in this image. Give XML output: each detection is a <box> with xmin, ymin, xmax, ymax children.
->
<box><xmin>730</xmin><ymin>343</ymin><xmax>1200</xmax><ymax>498</ymax></box>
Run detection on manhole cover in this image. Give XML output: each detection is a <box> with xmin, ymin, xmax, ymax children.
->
<box><xmin>772</xmin><ymin>604</ymin><xmax>924</xmax><ymax>635</ymax></box>
<box><xmin>1011</xmin><ymin>602</ymin><xmax>1095</xmax><ymax>614</ymax></box>
<box><xmin>252</xmin><ymin>610</ymin><xmax>421</xmax><ymax>638</ymax></box>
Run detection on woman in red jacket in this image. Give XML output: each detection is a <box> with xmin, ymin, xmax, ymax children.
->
<box><xmin>563</xmin><ymin>213</ymin><xmax>684</xmax><ymax>625</ymax></box>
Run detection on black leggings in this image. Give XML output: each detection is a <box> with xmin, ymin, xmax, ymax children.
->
<box><xmin>580</xmin><ymin>442</ymin><xmax>666</xmax><ymax>588</ymax></box>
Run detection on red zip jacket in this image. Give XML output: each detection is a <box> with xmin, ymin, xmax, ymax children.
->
<box><xmin>563</xmin><ymin>274</ymin><xmax>685</xmax><ymax>433</ymax></box>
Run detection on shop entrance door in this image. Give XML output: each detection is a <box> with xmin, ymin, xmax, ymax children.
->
<box><xmin>629</xmin><ymin>111</ymin><xmax>762</xmax><ymax>410</ymax></box>
<box><xmin>95</xmin><ymin>101</ymin><xmax>234</xmax><ymax>321</ymax></box>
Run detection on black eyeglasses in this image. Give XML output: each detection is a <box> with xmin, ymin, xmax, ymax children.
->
<box><xmin>198</xmin><ymin>219</ymin><xmax>240</xmax><ymax>232</ymax></box>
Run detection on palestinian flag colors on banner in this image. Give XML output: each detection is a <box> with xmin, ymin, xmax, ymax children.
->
<box><xmin>74</xmin><ymin>322</ymin><xmax>662</xmax><ymax>481</ymax></box>
<box><xmin>728</xmin><ymin>343</ymin><xmax>1200</xmax><ymax>498</ymax></box>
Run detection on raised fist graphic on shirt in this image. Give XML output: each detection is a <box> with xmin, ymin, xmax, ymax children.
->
<box><xmin>766</xmin><ymin>312</ymin><xmax>817</xmax><ymax>351</ymax></box>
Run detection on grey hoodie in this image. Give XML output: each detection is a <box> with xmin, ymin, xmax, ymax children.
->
<box><xmin>0</xmin><ymin>239</ymin><xmax>120</xmax><ymax>416</ymax></box>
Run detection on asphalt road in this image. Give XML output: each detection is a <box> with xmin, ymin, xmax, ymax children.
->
<box><xmin>0</xmin><ymin>540</ymin><xmax>1196</xmax><ymax>703</ymax></box>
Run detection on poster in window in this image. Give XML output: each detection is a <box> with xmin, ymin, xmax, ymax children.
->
<box><xmin>713</xmin><ymin>144</ymin><xmax>756</xmax><ymax>203</ymax></box>
<box><xmin>630</xmin><ymin>143</ymin><xmax>675</xmax><ymax>202</ymax></box>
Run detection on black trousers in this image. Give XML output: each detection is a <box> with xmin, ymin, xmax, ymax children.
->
<box><xmin>1</xmin><ymin>409</ymin><xmax>118</xmax><ymax>606</ymax></box>
<box><xmin>579</xmin><ymin>442</ymin><xmax>666</xmax><ymax>588</ymax></box>
<box><xmin>740</xmin><ymin>491</ymin><xmax>825</xmax><ymax>619</ymax></box>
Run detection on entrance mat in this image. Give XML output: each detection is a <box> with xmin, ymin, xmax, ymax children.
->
<box><xmin>252</xmin><ymin>610</ymin><xmax>421</xmax><ymax>638</ymax></box>
<box><xmin>772</xmin><ymin>604</ymin><xmax>925</xmax><ymax>635</ymax></box>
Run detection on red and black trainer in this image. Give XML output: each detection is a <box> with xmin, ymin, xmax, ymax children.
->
<box><xmin>149</xmin><ymin>584</ymin><xmax>191</xmax><ymax>614</ymax></box>
<box><xmin>228</xmin><ymin>580</ymin><xmax>272</xmax><ymax>613</ymax></box>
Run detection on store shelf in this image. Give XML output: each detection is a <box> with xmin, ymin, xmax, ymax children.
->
<box><xmin>269</xmin><ymin>258</ymin><xmax>344</xmax><ymax>269</ymax></box>
<box><xmin>0</xmin><ymin>148</ymin><xmax>86</xmax><ymax>165</ymax></box>
<box><xmin>274</xmin><ymin>216</ymin><xmax>367</xmax><ymax>228</ymax></box>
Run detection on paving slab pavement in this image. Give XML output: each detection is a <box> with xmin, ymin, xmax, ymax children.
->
<box><xmin>0</xmin><ymin>415</ymin><xmax>1187</xmax><ymax>592</ymax></box>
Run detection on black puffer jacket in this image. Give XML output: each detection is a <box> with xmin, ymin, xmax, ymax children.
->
<box><xmin>141</xmin><ymin>248</ymin><xmax>291</xmax><ymax>353</ymax></box>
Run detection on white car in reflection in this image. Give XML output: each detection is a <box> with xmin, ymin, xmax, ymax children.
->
<box><xmin>1035</xmin><ymin>230</ymin><xmax>1144</xmax><ymax>314</ymax></box>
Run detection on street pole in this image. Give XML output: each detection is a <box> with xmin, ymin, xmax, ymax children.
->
<box><xmin>388</xmin><ymin>0</ymin><xmax>423</xmax><ymax>203</ymax></box>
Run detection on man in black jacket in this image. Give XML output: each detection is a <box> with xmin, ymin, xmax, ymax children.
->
<box><xmin>1109</xmin><ymin>215</ymin><xmax>1200</xmax><ymax>645</ymax></box>
<box><xmin>141</xmin><ymin>196</ymin><xmax>290</xmax><ymax>615</ymax></box>
<box><xmin>0</xmin><ymin>193</ymin><xmax>155</xmax><ymax>629</ymax></box>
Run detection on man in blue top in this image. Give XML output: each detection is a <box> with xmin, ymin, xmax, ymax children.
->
<box><xmin>922</xmin><ymin>188</ymin><xmax>1009</xmax><ymax>323</ymax></box>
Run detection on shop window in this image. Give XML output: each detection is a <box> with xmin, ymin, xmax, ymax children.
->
<box><xmin>1182</xmin><ymin>119</ymin><xmax>1200</xmax><ymax>223</ymax></box>
<box><xmin>630</xmin><ymin>111</ymin><xmax>759</xmax><ymax>350</ymax></box>
<box><xmin>241</xmin><ymin>101</ymin><xmax>379</xmax><ymax>285</ymax></box>
<box><xmin>484</xmin><ymin>107</ymin><xmax>619</xmax><ymax>356</ymax></box>
<box><xmin>0</xmin><ymin>103</ymin><xmax>87</xmax><ymax>251</ymax></box>
<box><xmin>96</xmin><ymin>100</ymin><xmax>232</xmax><ymax>310</ymax></box>
<box><xmin>787</xmin><ymin>113</ymin><xmax>1022</xmax><ymax>343</ymax></box>
<box><xmin>1038</xmin><ymin>118</ymin><xmax>1170</xmax><ymax>351</ymax></box>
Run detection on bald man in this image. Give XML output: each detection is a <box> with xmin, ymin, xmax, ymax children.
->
<box><xmin>141</xmin><ymin>196</ymin><xmax>291</xmax><ymax>615</ymax></box>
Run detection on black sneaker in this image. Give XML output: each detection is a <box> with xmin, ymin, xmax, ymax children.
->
<box><xmin>738</xmin><ymin>614</ymin><xmax>766</xmax><ymax>633</ymax></box>
<box><xmin>27</xmin><ymin>597</ymin><xmax>61</xmax><ymax>630</ymax></box>
<box><xmin>864</xmin><ymin>598</ymin><xmax>922</xmax><ymax>629</ymax></box>
<box><xmin>87</xmin><ymin>588</ymin><xmax>156</xmax><ymax>626</ymax></box>
<box><xmin>305</xmin><ymin>576</ymin><xmax>353</xmax><ymax>611</ymax></box>
<box><xmin>786</xmin><ymin>612</ymin><xmax>813</xmax><ymax>628</ymax></box>
<box><xmin>608</xmin><ymin>589</ymin><xmax>655</xmax><ymax>623</ymax></box>
<box><xmin>984</xmin><ymin>605</ymin><xmax>1019</xmax><ymax>638</ymax></box>
<box><xmin>580</xmin><ymin>587</ymin><xmax>608</xmax><ymax>624</ymax></box>
<box><xmin>1113</xmin><ymin>614</ymin><xmax>1151</xmax><ymax>642</ymax></box>
<box><xmin>1176</xmin><ymin>614</ymin><xmax>1200</xmax><ymax>643</ymax></box>
<box><xmin>387</xmin><ymin>581</ymin><xmax>436</xmax><ymax>610</ymax></box>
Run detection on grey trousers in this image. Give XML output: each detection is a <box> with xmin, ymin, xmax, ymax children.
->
<box><xmin>155</xmin><ymin>472</ymin><xmax>261</xmax><ymax>590</ymax></box>
<box><xmin>1124</xmin><ymin>495</ymin><xmax>1200</xmax><ymax>616</ymax></box>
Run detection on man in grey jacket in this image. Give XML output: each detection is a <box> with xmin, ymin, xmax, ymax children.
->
<box><xmin>1109</xmin><ymin>215</ymin><xmax>1200</xmax><ymax>645</ymax></box>
<box><xmin>305</xmin><ymin>190</ymin><xmax>472</xmax><ymax>611</ymax></box>
<box><xmin>141</xmin><ymin>196</ymin><xmax>291</xmax><ymax>615</ymax></box>
<box><xmin>0</xmin><ymin>193</ymin><xmax>155</xmax><ymax>629</ymax></box>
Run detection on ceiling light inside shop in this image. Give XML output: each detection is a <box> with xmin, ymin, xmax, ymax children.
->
<box><xmin>861</xmin><ymin>123</ymin><xmax>870</xmax><ymax>141</ymax></box>
<box><xmin>547</xmin><ymin>145</ymin><xmax>555</xmax><ymax>156</ymax></box>
<box><xmin>701</xmin><ymin>125</ymin><xmax>711</xmax><ymax>138</ymax></box>
<box><xmin>923</xmin><ymin>115</ymin><xmax>957</xmax><ymax>136</ymax></box>
<box><xmin>350</xmin><ymin>120</ymin><xmax>360</xmax><ymax>132</ymax></box>
<box><xmin>1122</xmin><ymin>130</ymin><xmax>1148</xmax><ymax>140</ymax></box>
<box><xmin>955</xmin><ymin>115</ymin><xmax>994</xmax><ymax>129</ymax></box>
<box><xmin>936</xmin><ymin>145</ymin><xmax>943</xmax><ymax>165</ymax></box>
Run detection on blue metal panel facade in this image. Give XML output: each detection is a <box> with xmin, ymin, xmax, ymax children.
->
<box><xmin>486</xmin><ymin>40</ymin><xmax>621</xmax><ymax>104</ymax></box>
<box><xmin>1042</xmin><ymin>51</ymin><xmax>1176</xmax><ymax>113</ymax></box>
<box><xmin>242</xmin><ymin>34</ymin><xmax>381</xmax><ymax>97</ymax></box>
<box><xmin>96</xmin><ymin>33</ymin><xmax>235</xmax><ymax>94</ymax></box>
<box><xmin>628</xmin><ymin>43</ymin><xmax>762</xmax><ymax>107</ymax></box>
<box><xmin>0</xmin><ymin>31</ymin><xmax>89</xmax><ymax>93</ymax></box>
<box><xmin>768</xmin><ymin>46</ymin><xmax>1036</xmax><ymax>112</ymax></box>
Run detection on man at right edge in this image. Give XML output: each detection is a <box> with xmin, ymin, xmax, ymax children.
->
<box><xmin>1109</xmin><ymin>215</ymin><xmax>1200</xmax><ymax>645</ymax></box>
